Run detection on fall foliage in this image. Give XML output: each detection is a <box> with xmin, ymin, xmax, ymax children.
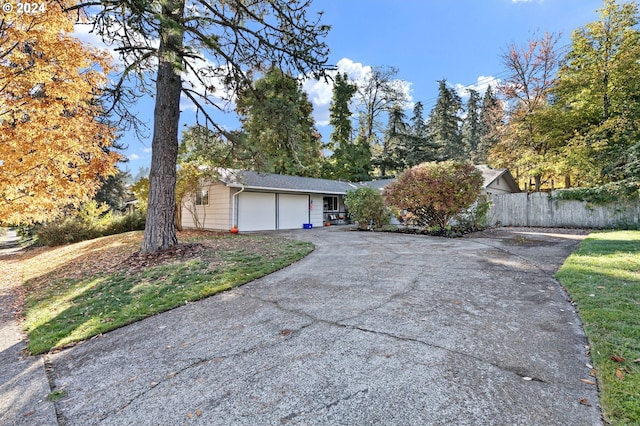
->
<box><xmin>0</xmin><ymin>0</ymin><xmax>117</xmax><ymax>225</ymax></box>
<box><xmin>384</xmin><ymin>161</ymin><xmax>483</xmax><ymax>228</ymax></box>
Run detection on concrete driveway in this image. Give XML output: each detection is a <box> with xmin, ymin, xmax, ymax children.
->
<box><xmin>44</xmin><ymin>227</ymin><xmax>601</xmax><ymax>425</ymax></box>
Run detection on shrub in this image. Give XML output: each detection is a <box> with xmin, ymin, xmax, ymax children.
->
<box><xmin>553</xmin><ymin>180</ymin><xmax>639</xmax><ymax>205</ymax></box>
<box><xmin>35</xmin><ymin>201</ymin><xmax>145</xmax><ymax>246</ymax></box>
<box><xmin>344</xmin><ymin>187</ymin><xmax>391</xmax><ymax>230</ymax></box>
<box><xmin>454</xmin><ymin>194</ymin><xmax>492</xmax><ymax>231</ymax></box>
<box><xmin>384</xmin><ymin>161</ymin><xmax>484</xmax><ymax>229</ymax></box>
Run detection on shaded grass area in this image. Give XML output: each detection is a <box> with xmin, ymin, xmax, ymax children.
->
<box><xmin>556</xmin><ymin>231</ymin><xmax>640</xmax><ymax>425</ymax></box>
<box><xmin>21</xmin><ymin>231</ymin><xmax>313</xmax><ymax>355</ymax></box>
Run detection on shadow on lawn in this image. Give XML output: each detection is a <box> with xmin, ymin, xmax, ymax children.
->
<box><xmin>24</xmin><ymin>252</ymin><xmax>213</xmax><ymax>354</ymax></box>
<box><xmin>22</xmin><ymin>232</ymin><xmax>313</xmax><ymax>354</ymax></box>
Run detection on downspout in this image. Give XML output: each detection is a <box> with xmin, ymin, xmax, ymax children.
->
<box><xmin>231</xmin><ymin>185</ymin><xmax>245</xmax><ymax>229</ymax></box>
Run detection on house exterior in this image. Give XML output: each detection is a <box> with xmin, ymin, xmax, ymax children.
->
<box><xmin>475</xmin><ymin>164</ymin><xmax>521</xmax><ymax>195</ymax></box>
<box><xmin>182</xmin><ymin>166</ymin><xmax>520</xmax><ymax>232</ymax></box>
<box><xmin>181</xmin><ymin>170</ymin><xmax>356</xmax><ymax>232</ymax></box>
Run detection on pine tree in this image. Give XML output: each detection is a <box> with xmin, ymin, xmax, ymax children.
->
<box><xmin>237</xmin><ymin>67</ymin><xmax>322</xmax><ymax>177</ymax></box>
<box><xmin>475</xmin><ymin>85</ymin><xmax>502</xmax><ymax>164</ymax></box>
<box><xmin>77</xmin><ymin>0</ymin><xmax>329</xmax><ymax>252</ymax></box>
<box><xmin>374</xmin><ymin>104</ymin><xmax>410</xmax><ymax>177</ymax></box>
<box><xmin>406</xmin><ymin>101</ymin><xmax>436</xmax><ymax>167</ymax></box>
<box><xmin>329</xmin><ymin>73</ymin><xmax>357</xmax><ymax>151</ymax></box>
<box><xmin>327</xmin><ymin>73</ymin><xmax>371</xmax><ymax>181</ymax></box>
<box><xmin>427</xmin><ymin>79</ymin><xmax>463</xmax><ymax>161</ymax></box>
<box><xmin>461</xmin><ymin>89</ymin><xmax>482</xmax><ymax>162</ymax></box>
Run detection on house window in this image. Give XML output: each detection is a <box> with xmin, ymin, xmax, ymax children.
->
<box><xmin>324</xmin><ymin>196</ymin><xmax>338</xmax><ymax>211</ymax></box>
<box><xmin>196</xmin><ymin>189</ymin><xmax>209</xmax><ymax>206</ymax></box>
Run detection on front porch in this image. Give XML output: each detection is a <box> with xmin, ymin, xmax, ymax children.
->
<box><xmin>323</xmin><ymin>195</ymin><xmax>348</xmax><ymax>225</ymax></box>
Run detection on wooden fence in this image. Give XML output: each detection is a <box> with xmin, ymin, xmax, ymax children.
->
<box><xmin>488</xmin><ymin>192</ymin><xmax>639</xmax><ymax>228</ymax></box>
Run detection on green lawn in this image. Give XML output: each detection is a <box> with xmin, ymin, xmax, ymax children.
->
<box><xmin>21</xmin><ymin>231</ymin><xmax>313</xmax><ymax>354</ymax></box>
<box><xmin>556</xmin><ymin>230</ymin><xmax>640</xmax><ymax>425</ymax></box>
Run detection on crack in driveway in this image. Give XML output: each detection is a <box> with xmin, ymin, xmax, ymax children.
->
<box><xmin>46</xmin><ymin>228</ymin><xmax>600</xmax><ymax>425</ymax></box>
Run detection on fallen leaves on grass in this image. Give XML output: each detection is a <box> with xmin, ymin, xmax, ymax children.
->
<box><xmin>616</xmin><ymin>369</ymin><xmax>625</xmax><ymax>381</ymax></box>
<box><xmin>124</xmin><ymin>243</ymin><xmax>207</xmax><ymax>271</ymax></box>
<box><xmin>610</xmin><ymin>355</ymin><xmax>626</xmax><ymax>363</ymax></box>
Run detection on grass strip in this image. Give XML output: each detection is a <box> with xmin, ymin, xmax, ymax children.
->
<box><xmin>556</xmin><ymin>230</ymin><xmax>640</xmax><ymax>425</ymax></box>
<box><xmin>22</xmin><ymin>231</ymin><xmax>313</xmax><ymax>354</ymax></box>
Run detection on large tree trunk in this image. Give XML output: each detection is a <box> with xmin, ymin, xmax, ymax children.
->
<box><xmin>141</xmin><ymin>0</ymin><xmax>184</xmax><ymax>253</ymax></box>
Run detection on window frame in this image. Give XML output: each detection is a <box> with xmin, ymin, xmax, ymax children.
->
<box><xmin>195</xmin><ymin>188</ymin><xmax>209</xmax><ymax>206</ymax></box>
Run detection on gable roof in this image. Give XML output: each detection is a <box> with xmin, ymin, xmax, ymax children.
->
<box><xmin>475</xmin><ymin>165</ymin><xmax>520</xmax><ymax>192</ymax></box>
<box><xmin>215</xmin><ymin>166</ymin><xmax>520</xmax><ymax>195</ymax></box>
<box><xmin>218</xmin><ymin>169</ymin><xmax>356</xmax><ymax>195</ymax></box>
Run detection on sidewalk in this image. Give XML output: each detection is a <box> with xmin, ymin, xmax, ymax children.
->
<box><xmin>0</xmin><ymin>229</ymin><xmax>57</xmax><ymax>425</ymax></box>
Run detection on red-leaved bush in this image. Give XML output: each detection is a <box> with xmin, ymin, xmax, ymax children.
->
<box><xmin>384</xmin><ymin>161</ymin><xmax>483</xmax><ymax>228</ymax></box>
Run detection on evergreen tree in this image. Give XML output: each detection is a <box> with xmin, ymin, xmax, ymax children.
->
<box><xmin>330</xmin><ymin>134</ymin><xmax>373</xmax><ymax>181</ymax></box>
<box><xmin>94</xmin><ymin>169</ymin><xmax>131</xmax><ymax>212</ymax></box>
<box><xmin>374</xmin><ymin>104</ymin><xmax>410</xmax><ymax>176</ymax></box>
<box><xmin>475</xmin><ymin>85</ymin><xmax>502</xmax><ymax>164</ymax></box>
<box><xmin>329</xmin><ymin>73</ymin><xmax>357</xmax><ymax>152</ymax></box>
<box><xmin>237</xmin><ymin>67</ymin><xmax>322</xmax><ymax>177</ymax></box>
<box><xmin>77</xmin><ymin>0</ymin><xmax>329</xmax><ymax>252</ymax></box>
<box><xmin>325</xmin><ymin>73</ymin><xmax>371</xmax><ymax>180</ymax></box>
<box><xmin>461</xmin><ymin>89</ymin><xmax>482</xmax><ymax>162</ymax></box>
<box><xmin>427</xmin><ymin>79</ymin><xmax>463</xmax><ymax>161</ymax></box>
<box><xmin>406</xmin><ymin>101</ymin><xmax>436</xmax><ymax>167</ymax></box>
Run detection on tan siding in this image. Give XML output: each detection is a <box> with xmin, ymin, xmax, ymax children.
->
<box><xmin>181</xmin><ymin>183</ymin><xmax>232</xmax><ymax>230</ymax></box>
<box><xmin>485</xmin><ymin>179</ymin><xmax>513</xmax><ymax>195</ymax></box>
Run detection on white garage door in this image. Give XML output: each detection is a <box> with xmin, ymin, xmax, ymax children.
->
<box><xmin>238</xmin><ymin>192</ymin><xmax>276</xmax><ymax>231</ymax></box>
<box><xmin>278</xmin><ymin>194</ymin><xmax>309</xmax><ymax>230</ymax></box>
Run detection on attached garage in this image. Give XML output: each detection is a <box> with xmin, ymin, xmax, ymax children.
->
<box><xmin>237</xmin><ymin>192</ymin><xmax>276</xmax><ymax>231</ymax></box>
<box><xmin>237</xmin><ymin>192</ymin><xmax>310</xmax><ymax>231</ymax></box>
<box><xmin>277</xmin><ymin>194</ymin><xmax>310</xmax><ymax>230</ymax></box>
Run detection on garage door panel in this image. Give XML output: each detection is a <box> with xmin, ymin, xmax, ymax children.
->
<box><xmin>238</xmin><ymin>192</ymin><xmax>276</xmax><ymax>231</ymax></box>
<box><xmin>278</xmin><ymin>194</ymin><xmax>309</xmax><ymax>230</ymax></box>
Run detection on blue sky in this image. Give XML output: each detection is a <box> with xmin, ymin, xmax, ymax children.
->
<box><xmin>80</xmin><ymin>0</ymin><xmax>607</xmax><ymax>176</ymax></box>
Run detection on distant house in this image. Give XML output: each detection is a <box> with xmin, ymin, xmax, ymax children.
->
<box><xmin>475</xmin><ymin>164</ymin><xmax>521</xmax><ymax>195</ymax></box>
<box><xmin>182</xmin><ymin>166</ymin><xmax>520</xmax><ymax>232</ymax></box>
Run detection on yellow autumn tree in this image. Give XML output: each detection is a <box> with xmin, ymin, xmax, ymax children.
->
<box><xmin>0</xmin><ymin>0</ymin><xmax>118</xmax><ymax>225</ymax></box>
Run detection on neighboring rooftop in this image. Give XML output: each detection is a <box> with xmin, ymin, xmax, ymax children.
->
<box><xmin>475</xmin><ymin>164</ymin><xmax>521</xmax><ymax>192</ymax></box>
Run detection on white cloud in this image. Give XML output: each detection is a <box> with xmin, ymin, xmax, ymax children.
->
<box><xmin>74</xmin><ymin>24</ymin><xmax>110</xmax><ymax>51</ymax></box>
<box><xmin>455</xmin><ymin>75</ymin><xmax>500</xmax><ymax>98</ymax></box>
<box><xmin>336</xmin><ymin>58</ymin><xmax>372</xmax><ymax>83</ymax></box>
<box><xmin>143</xmin><ymin>147</ymin><xmax>152</xmax><ymax>153</ymax></box>
<box><xmin>180</xmin><ymin>58</ymin><xmax>237</xmax><ymax>114</ymax></box>
<box><xmin>302</xmin><ymin>58</ymin><xmax>413</xmax><ymax>128</ymax></box>
<box><xmin>129</xmin><ymin>153</ymin><xmax>141</xmax><ymax>160</ymax></box>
